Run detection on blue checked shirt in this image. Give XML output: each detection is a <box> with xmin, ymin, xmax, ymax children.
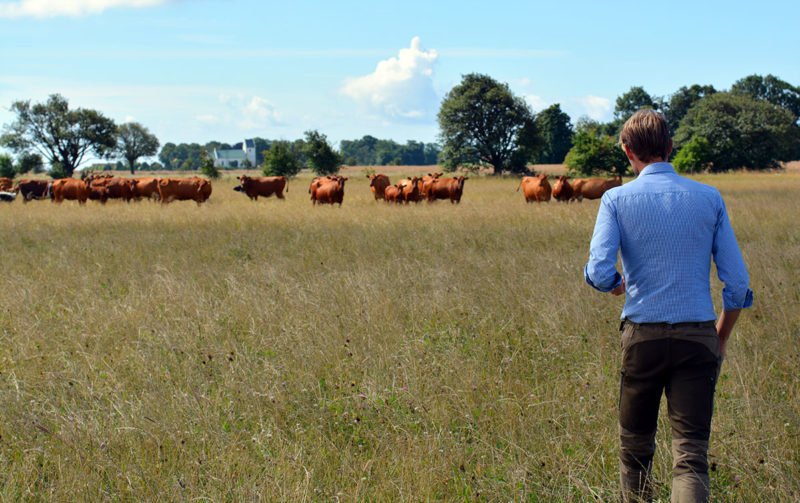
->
<box><xmin>584</xmin><ymin>162</ymin><xmax>753</xmax><ymax>323</ymax></box>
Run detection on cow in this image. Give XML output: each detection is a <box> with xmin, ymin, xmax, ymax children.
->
<box><xmin>52</xmin><ymin>178</ymin><xmax>88</xmax><ymax>204</ymax></box>
<box><xmin>570</xmin><ymin>175</ymin><xmax>622</xmax><ymax>201</ymax></box>
<box><xmin>15</xmin><ymin>179</ymin><xmax>53</xmax><ymax>202</ymax></box>
<box><xmin>87</xmin><ymin>184</ymin><xmax>109</xmax><ymax>204</ymax></box>
<box><xmin>427</xmin><ymin>176</ymin><xmax>468</xmax><ymax>204</ymax></box>
<box><xmin>367</xmin><ymin>173</ymin><xmax>390</xmax><ymax>200</ymax></box>
<box><xmin>383</xmin><ymin>184</ymin><xmax>404</xmax><ymax>204</ymax></box>
<box><xmin>552</xmin><ymin>175</ymin><xmax>574</xmax><ymax>202</ymax></box>
<box><xmin>0</xmin><ymin>177</ymin><xmax>13</xmax><ymax>192</ymax></box>
<box><xmin>0</xmin><ymin>191</ymin><xmax>16</xmax><ymax>202</ymax></box>
<box><xmin>312</xmin><ymin>177</ymin><xmax>347</xmax><ymax>206</ymax></box>
<box><xmin>157</xmin><ymin>177</ymin><xmax>212</xmax><ymax>205</ymax></box>
<box><xmin>420</xmin><ymin>172</ymin><xmax>442</xmax><ymax>199</ymax></box>
<box><xmin>309</xmin><ymin>175</ymin><xmax>342</xmax><ymax>202</ymax></box>
<box><xmin>235</xmin><ymin>175</ymin><xmax>288</xmax><ymax>200</ymax></box>
<box><xmin>398</xmin><ymin>177</ymin><xmax>422</xmax><ymax>204</ymax></box>
<box><xmin>132</xmin><ymin>177</ymin><xmax>160</xmax><ymax>200</ymax></box>
<box><xmin>84</xmin><ymin>175</ymin><xmax>135</xmax><ymax>202</ymax></box>
<box><xmin>517</xmin><ymin>174</ymin><xmax>551</xmax><ymax>203</ymax></box>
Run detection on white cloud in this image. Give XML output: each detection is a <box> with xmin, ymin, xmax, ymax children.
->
<box><xmin>523</xmin><ymin>94</ymin><xmax>549</xmax><ymax>113</ymax></box>
<box><xmin>342</xmin><ymin>36</ymin><xmax>438</xmax><ymax>121</ymax></box>
<box><xmin>0</xmin><ymin>0</ymin><xmax>170</xmax><ymax>18</ymax></box>
<box><xmin>240</xmin><ymin>96</ymin><xmax>280</xmax><ymax>129</ymax></box>
<box><xmin>576</xmin><ymin>95</ymin><xmax>612</xmax><ymax>121</ymax></box>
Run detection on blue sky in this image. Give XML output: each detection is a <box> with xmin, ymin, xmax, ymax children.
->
<box><xmin>1</xmin><ymin>0</ymin><xmax>799</xmax><ymax>161</ymax></box>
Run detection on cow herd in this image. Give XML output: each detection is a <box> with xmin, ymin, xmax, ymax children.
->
<box><xmin>0</xmin><ymin>172</ymin><xmax>623</xmax><ymax>207</ymax></box>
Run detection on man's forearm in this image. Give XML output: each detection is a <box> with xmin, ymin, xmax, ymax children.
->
<box><xmin>716</xmin><ymin>308</ymin><xmax>741</xmax><ymax>356</ymax></box>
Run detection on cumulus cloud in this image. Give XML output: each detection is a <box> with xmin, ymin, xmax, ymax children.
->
<box><xmin>216</xmin><ymin>93</ymin><xmax>281</xmax><ymax>130</ymax></box>
<box><xmin>342</xmin><ymin>36</ymin><xmax>438</xmax><ymax>121</ymax></box>
<box><xmin>523</xmin><ymin>94</ymin><xmax>549</xmax><ymax>113</ymax></box>
<box><xmin>576</xmin><ymin>95</ymin><xmax>612</xmax><ymax>121</ymax></box>
<box><xmin>0</xmin><ymin>0</ymin><xmax>170</xmax><ymax>18</ymax></box>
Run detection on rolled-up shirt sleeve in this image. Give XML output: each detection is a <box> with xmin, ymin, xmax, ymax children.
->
<box><xmin>712</xmin><ymin>197</ymin><xmax>754</xmax><ymax>310</ymax></box>
<box><xmin>585</xmin><ymin>194</ymin><xmax>623</xmax><ymax>292</ymax></box>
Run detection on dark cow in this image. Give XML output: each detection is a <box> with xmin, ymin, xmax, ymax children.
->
<box><xmin>158</xmin><ymin>177</ymin><xmax>212</xmax><ymax>205</ymax></box>
<box><xmin>367</xmin><ymin>174</ymin><xmax>390</xmax><ymax>200</ymax></box>
<box><xmin>552</xmin><ymin>176</ymin><xmax>573</xmax><ymax>202</ymax></box>
<box><xmin>235</xmin><ymin>175</ymin><xmax>288</xmax><ymax>200</ymax></box>
<box><xmin>427</xmin><ymin>176</ymin><xmax>468</xmax><ymax>204</ymax></box>
<box><xmin>15</xmin><ymin>179</ymin><xmax>53</xmax><ymax>202</ymax></box>
<box><xmin>518</xmin><ymin>174</ymin><xmax>551</xmax><ymax>203</ymax></box>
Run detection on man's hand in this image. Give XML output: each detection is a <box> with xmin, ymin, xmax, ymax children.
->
<box><xmin>716</xmin><ymin>308</ymin><xmax>741</xmax><ymax>357</ymax></box>
<box><xmin>610</xmin><ymin>278</ymin><xmax>626</xmax><ymax>296</ymax></box>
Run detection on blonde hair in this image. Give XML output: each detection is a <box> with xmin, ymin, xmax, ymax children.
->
<box><xmin>619</xmin><ymin>109</ymin><xmax>671</xmax><ymax>162</ymax></box>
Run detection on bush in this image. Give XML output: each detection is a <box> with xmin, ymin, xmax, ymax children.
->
<box><xmin>564</xmin><ymin>125</ymin><xmax>629</xmax><ymax>177</ymax></box>
<box><xmin>0</xmin><ymin>154</ymin><xmax>15</xmax><ymax>178</ymax></box>
<box><xmin>49</xmin><ymin>162</ymin><xmax>69</xmax><ymax>179</ymax></box>
<box><xmin>673</xmin><ymin>136</ymin><xmax>712</xmax><ymax>173</ymax></box>
<box><xmin>262</xmin><ymin>141</ymin><xmax>301</xmax><ymax>177</ymax></box>
<box><xmin>16</xmin><ymin>152</ymin><xmax>44</xmax><ymax>174</ymax></box>
<box><xmin>200</xmin><ymin>152</ymin><xmax>220</xmax><ymax>179</ymax></box>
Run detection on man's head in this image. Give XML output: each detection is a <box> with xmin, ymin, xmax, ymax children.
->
<box><xmin>619</xmin><ymin>109</ymin><xmax>672</xmax><ymax>167</ymax></box>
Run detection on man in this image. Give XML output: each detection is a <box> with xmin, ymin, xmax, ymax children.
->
<box><xmin>584</xmin><ymin>109</ymin><xmax>753</xmax><ymax>502</ymax></box>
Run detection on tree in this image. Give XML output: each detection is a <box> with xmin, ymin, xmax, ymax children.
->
<box><xmin>438</xmin><ymin>73</ymin><xmax>542</xmax><ymax>174</ymax></box>
<box><xmin>614</xmin><ymin>86</ymin><xmax>657</xmax><ymax>121</ymax></box>
<box><xmin>16</xmin><ymin>152</ymin><xmax>44</xmax><ymax>174</ymax></box>
<box><xmin>675</xmin><ymin>92</ymin><xmax>799</xmax><ymax>171</ymax></box>
<box><xmin>533</xmin><ymin>104</ymin><xmax>574</xmax><ymax>163</ymax></box>
<box><xmin>0</xmin><ymin>94</ymin><xmax>116</xmax><ymax>177</ymax></box>
<box><xmin>114</xmin><ymin>122</ymin><xmax>160</xmax><ymax>175</ymax></box>
<box><xmin>263</xmin><ymin>141</ymin><xmax>301</xmax><ymax>177</ymax></box>
<box><xmin>564</xmin><ymin>120</ymin><xmax>629</xmax><ymax>176</ymax></box>
<box><xmin>303</xmin><ymin>130</ymin><xmax>342</xmax><ymax>175</ymax></box>
<box><xmin>672</xmin><ymin>136</ymin><xmax>712</xmax><ymax>174</ymax></box>
<box><xmin>199</xmin><ymin>151</ymin><xmax>220</xmax><ymax>179</ymax></box>
<box><xmin>664</xmin><ymin>85</ymin><xmax>716</xmax><ymax>134</ymax></box>
<box><xmin>731</xmin><ymin>74</ymin><xmax>800</xmax><ymax>122</ymax></box>
<box><xmin>0</xmin><ymin>154</ymin><xmax>14</xmax><ymax>178</ymax></box>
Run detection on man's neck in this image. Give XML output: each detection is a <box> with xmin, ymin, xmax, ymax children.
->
<box><xmin>632</xmin><ymin>158</ymin><xmax>667</xmax><ymax>176</ymax></box>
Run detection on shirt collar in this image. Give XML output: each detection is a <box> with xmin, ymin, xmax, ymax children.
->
<box><xmin>638</xmin><ymin>162</ymin><xmax>675</xmax><ymax>177</ymax></box>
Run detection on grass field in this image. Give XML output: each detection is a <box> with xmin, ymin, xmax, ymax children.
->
<box><xmin>1</xmin><ymin>167</ymin><xmax>798</xmax><ymax>501</ymax></box>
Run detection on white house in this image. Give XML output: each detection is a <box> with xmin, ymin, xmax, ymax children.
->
<box><xmin>213</xmin><ymin>139</ymin><xmax>256</xmax><ymax>168</ymax></box>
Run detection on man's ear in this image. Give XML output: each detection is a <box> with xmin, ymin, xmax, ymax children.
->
<box><xmin>667</xmin><ymin>139</ymin><xmax>673</xmax><ymax>158</ymax></box>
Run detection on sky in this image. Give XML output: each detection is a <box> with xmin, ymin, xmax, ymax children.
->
<box><xmin>1</xmin><ymin>0</ymin><xmax>799</xmax><ymax>163</ymax></box>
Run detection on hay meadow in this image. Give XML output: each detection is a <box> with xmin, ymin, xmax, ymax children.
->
<box><xmin>0</xmin><ymin>167</ymin><xmax>798</xmax><ymax>501</ymax></box>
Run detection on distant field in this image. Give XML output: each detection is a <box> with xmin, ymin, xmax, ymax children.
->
<box><xmin>1</xmin><ymin>170</ymin><xmax>798</xmax><ymax>501</ymax></box>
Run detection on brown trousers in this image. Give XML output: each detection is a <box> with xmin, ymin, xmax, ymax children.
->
<box><xmin>618</xmin><ymin>320</ymin><xmax>721</xmax><ymax>503</ymax></box>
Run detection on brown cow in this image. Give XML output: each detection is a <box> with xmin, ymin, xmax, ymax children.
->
<box><xmin>0</xmin><ymin>177</ymin><xmax>13</xmax><ymax>191</ymax></box>
<box><xmin>85</xmin><ymin>175</ymin><xmax>135</xmax><ymax>202</ymax></box>
<box><xmin>571</xmin><ymin>176</ymin><xmax>622</xmax><ymax>201</ymax></box>
<box><xmin>309</xmin><ymin>175</ymin><xmax>342</xmax><ymax>201</ymax></box>
<box><xmin>518</xmin><ymin>174</ymin><xmax>551</xmax><ymax>203</ymax></box>
<box><xmin>383</xmin><ymin>184</ymin><xmax>404</xmax><ymax>203</ymax></box>
<box><xmin>312</xmin><ymin>177</ymin><xmax>347</xmax><ymax>206</ymax></box>
<box><xmin>367</xmin><ymin>174</ymin><xmax>390</xmax><ymax>200</ymax></box>
<box><xmin>420</xmin><ymin>172</ymin><xmax>442</xmax><ymax>199</ymax></box>
<box><xmin>552</xmin><ymin>175</ymin><xmax>574</xmax><ymax>202</ymax></box>
<box><xmin>132</xmin><ymin>177</ymin><xmax>160</xmax><ymax>200</ymax></box>
<box><xmin>52</xmin><ymin>178</ymin><xmax>88</xmax><ymax>204</ymax></box>
<box><xmin>15</xmin><ymin>179</ymin><xmax>53</xmax><ymax>202</ymax></box>
<box><xmin>158</xmin><ymin>177</ymin><xmax>212</xmax><ymax>205</ymax></box>
<box><xmin>427</xmin><ymin>176</ymin><xmax>468</xmax><ymax>204</ymax></box>
<box><xmin>398</xmin><ymin>177</ymin><xmax>422</xmax><ymax>203</ymax></box>
<box><xmin>235</xmin><ymin>175</ymin><xmax>287</xmax><ymax>200</ymax></box>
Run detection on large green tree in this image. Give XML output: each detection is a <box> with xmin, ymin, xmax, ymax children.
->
<box><xmin>614</xmin><ymin>86</ymin><xmax>658</xmax><ymax>122</ymax></box>
<box><xmin>114</xmin><ymin>122</ymin><xmax>160</xmax><ymax>175</ymax></box>
<box><xmin>262</xmin><ymin>141</ymin><xmax>301</xmax><ymax>177</ymax></box>
<box><xmin>731</xmin><ymin>74</ymin><xmax>800</xmax><ymax>122</ymax></box>
<box><xmin>437</xmin><ymin>73</ymin><xmax>542</xmax><ymax>174</ymax></box>
<box><xmin>664</xmin><ymin>84</ymin><xmax>716</xmax><ymax>134</ymax></box>
<box><xmin>533</xmin><ymin>104</ymin><xmax>574</xmax><ymax>163</ymax></box>
<box><xmin>303</xmin><ymin>130</ymin><xmax>342</xmax><ymax>175</ymax></box>
<box><xmin>0</xmin><ymin>154</ymin><xmax>14</xmax><ymax>178</ymax></box>
<box><xmin>0</xmin><ymin>94</ymin><xmax>117</xmax><ymax>177</ymax></box>
<box><xmin>675</xmin><ymin>92</ymin><xmax>799</xmax><ymax>171</ymax></box>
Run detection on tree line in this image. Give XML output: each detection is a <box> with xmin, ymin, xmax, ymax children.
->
<box><xmin>2</xmin><ymin>73</ymin><xmax>798</xmax><ymax>180</ymax></box>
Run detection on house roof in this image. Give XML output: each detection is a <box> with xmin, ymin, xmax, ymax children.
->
<box><xmin>214</xmin><ymin>149</ymin><xmax>246</xmax><ymax>160</ymax></box>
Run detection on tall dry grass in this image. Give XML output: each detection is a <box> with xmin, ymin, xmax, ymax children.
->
<box><xmin>0</xmin><ymin>170</ymin><xmax>797</xmax><ymax>501</ymax></box>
